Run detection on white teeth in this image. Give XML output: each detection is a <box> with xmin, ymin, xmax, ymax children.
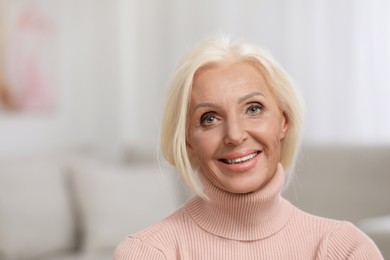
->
<box><xmin>224</xmin><ymin>152</ymin><xmax>258</xmax><ymax>164</ymax></box>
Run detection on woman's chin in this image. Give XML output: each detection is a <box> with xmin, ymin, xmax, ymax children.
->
<box><xmin>218</xmin><ymin>176</ymin><xmax>267</xmax><ymax>194</ymax></box>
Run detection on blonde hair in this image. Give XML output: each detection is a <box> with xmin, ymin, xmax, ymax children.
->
<box><xmin>161</xmin><ymin>36</ymin><xmax>304</xmax><ymax>197</ymax></box>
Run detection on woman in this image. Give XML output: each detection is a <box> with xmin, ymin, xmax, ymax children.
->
<box><xmin>114</xmin><ymin>37</ymin><xmax>383</xmax><ymax>259</ymax></box>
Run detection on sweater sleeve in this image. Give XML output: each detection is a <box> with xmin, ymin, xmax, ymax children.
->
<box><xmin>113</xmin><ymin>236</ymin><xmax>167</xmax><ymax>260</ymax></box>
<box><xmin>318</xmin><ymin>221</ymin><xmax>384</xmax><ymax>260</ymax></box>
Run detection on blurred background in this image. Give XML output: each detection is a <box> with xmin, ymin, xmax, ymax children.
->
<box><xmin>1</xmin><ymin>0</ymin><xmax>389</xmax><ymax>158</ymax></box>
<box><xmin>0</xmin><ymin>0</ymin><xmax>389</xmax><ymax>259</ymax></box>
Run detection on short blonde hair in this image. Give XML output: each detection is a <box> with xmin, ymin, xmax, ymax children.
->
<box><xmin>161</xmin><ymin>36</ymin><xmax>304</xmax><ymax>197</ymax></box>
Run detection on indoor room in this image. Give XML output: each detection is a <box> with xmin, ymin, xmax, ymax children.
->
<box><xmin>0</xmin><ymin>0</ymin><xmax>389</xmax><ymax>259</ymax></box>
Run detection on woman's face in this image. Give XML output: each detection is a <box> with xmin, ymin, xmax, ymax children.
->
<box><xmin>187</xmin><ymin>61</ymin><xmax>288</xmax><ymax>194</ymax></box>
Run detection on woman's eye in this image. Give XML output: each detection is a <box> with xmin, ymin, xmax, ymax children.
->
<box><xmin>200</xmin><ymin>113</ymin><xmax>217</xmax><ymax>126</ymax></box>
<box><xmin>247</xmin><ymin>104</ymin><xmax>263</xmax><ymax>115</ymax></box>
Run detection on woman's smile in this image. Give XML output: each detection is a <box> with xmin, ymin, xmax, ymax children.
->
<box><xmin>220</xmin><ymin>151</ymin><xmax>260</xmax><ymax>164</ymax></box>
<box><xmin>217</xmin><ymin>150</ymin><xmax>261</xmax><ymax>173</ymax></box>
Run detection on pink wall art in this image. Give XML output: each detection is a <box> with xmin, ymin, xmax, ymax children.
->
<box><xmin>0</xmin><ymin>2</ymin><xmax>58</xmax><ymax>113</ymax></box>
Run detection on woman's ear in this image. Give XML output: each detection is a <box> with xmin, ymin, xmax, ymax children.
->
<box><xmin>186</xmin><ymin>137</ymin><xmax>200</xmax><ymax>168</ymax></box>
<box><xmin>186</xmin><ymin>137</ymin><xmax>194</xmax><ymax>152</ymax></box>
<box><xmin>280</xmin><ymin>112</ymin><xmax>289</xmax><ymax>139</ymax></box>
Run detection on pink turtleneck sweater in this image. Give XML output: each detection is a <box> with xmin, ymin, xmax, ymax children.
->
<box><xmin>113</xmin><ymin>165</ymin><xmax>383</xmax><ymax>259</ymax></box>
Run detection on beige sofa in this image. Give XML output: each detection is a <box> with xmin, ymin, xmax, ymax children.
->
<box><xmin>0</xmin><ymin>145</ymin><xmax>389</xmax><ymax>259</ymax></box>
<box><xmin>283</xmin><ymin>145</ymin><xmax>390</xmax><ymax>258</ymax></box>
<box><xmin>0</xmin><ymin>152</ymin><xmax>181</xmax><ymax>260</ymax></box>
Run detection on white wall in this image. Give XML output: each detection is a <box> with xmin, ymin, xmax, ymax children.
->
<box><xmin>0</xmin><ymin>0</ymin><xmax>124</xmax><ymax>158</ymax></box>
<box><xmin>1</xmin><ymin>0</ymin><xmax>389</xmax><ymax>159</ymax></box>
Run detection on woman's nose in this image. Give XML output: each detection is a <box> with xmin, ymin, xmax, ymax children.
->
<box><xmin>223</xmin><ymin>116</ymin><xmax>248</xmax><ymax>145</ymax></box>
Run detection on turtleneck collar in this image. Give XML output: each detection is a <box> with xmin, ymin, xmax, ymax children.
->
<box><xmin>185</xmin><ymin>163</ymin><xmax>293</xmax><ymax>241</ymax></box>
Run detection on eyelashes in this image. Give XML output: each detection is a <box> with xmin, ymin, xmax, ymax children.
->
<box><xmin>200</xmin><ymin>112</ymin><xmax>218</xmax><ymax>126</ymax></box>
<box><xmin>199</xmin><ymin>102</ymin><xmax>264</xmax><ymax>127</ymax></box>
<box><xmin>246</xmin><ymin>103</ymin><xmax>264</xmax><ymax>115</ymax></box>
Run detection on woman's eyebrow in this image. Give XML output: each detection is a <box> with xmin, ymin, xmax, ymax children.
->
<box><xmin>238</xmin><ymin>92</ymin><xmax>264</xmax><ymax>103</ymax></box>
<box><xmin>194</xmin><ymin>92</ymin><xmax>264</xmax><ymax>110</ymax></box>
<box><xmin>194</xmin><ymin>102</ymin><xmax>220</xmax><ymax>111</ymax></box>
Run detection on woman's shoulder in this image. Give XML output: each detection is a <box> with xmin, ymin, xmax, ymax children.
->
<box><xmin>290</xmin><ymin>206</ymin><xmax>383</xmax><ymax>259</ymax></box>
<box><xmin>133</xmin><ymin>203</ymin><xmax>191</xmax><ymax>240</ymax></box>
<box><xmin>317</xmin><ymin>221</ymin><xmax>384</xmax><ymax>259</ymax></box>
<box><xmin>113</xmin><ymin>235</ymin><xmax>167</xmax><ymax>260</ymax></box>
<box><xmin>113</xmin><ymin>201</ymin><xmax>194</xmax><ymax>260</ymax></box>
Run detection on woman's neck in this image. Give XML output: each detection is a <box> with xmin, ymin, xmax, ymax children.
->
<box><xmin>185</xmin><ymin>164</ymin><xmax>293</xmax><ymax>241</ymax></box>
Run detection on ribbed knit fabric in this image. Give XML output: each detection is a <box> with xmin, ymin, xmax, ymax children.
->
<box><xmin>113</xmin><ymin>164</ymin><xmax>383</xmax><ymax>259</ymax></box>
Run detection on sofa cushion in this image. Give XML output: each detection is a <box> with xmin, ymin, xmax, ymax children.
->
<box><xmin>37</xmin><ymin>251</ymin><xmax>113</xmax><ymax>260</ymax></box>
<box><xmin>283</xmin><ymin>145</ymin><xmax>390</xmax><ymax>223</ymax></box>
<box><xmin>69</xmin><ymin>161</ymin><xmax>180</xmax><ymax>253</ymax></box>
<box><xmin>0</xmin><ymin>156</ymin><xmax>76</xmax><ymax>260</ymax></box>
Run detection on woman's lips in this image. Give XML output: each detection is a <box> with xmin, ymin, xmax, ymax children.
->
<box><xmin>217</xmin><ymin>151</ymin><xmax>261</xmax><ymax>173</ymax></box>
<box><xmin>220</xmin><ymin>151</ymin><xmax>260</xmax><ymax>164</ymax></box>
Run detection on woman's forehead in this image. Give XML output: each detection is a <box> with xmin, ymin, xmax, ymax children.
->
<box><xmin>191</xmin><ymin>61</ymin><xmax>269</xmax><ymax>95</ymax></box>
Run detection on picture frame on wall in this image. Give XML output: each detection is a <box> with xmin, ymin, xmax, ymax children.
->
<box><xmin>0</xmin><ymin>1</ymin><xmax>57</xmax><ymax>113</ymax></box>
